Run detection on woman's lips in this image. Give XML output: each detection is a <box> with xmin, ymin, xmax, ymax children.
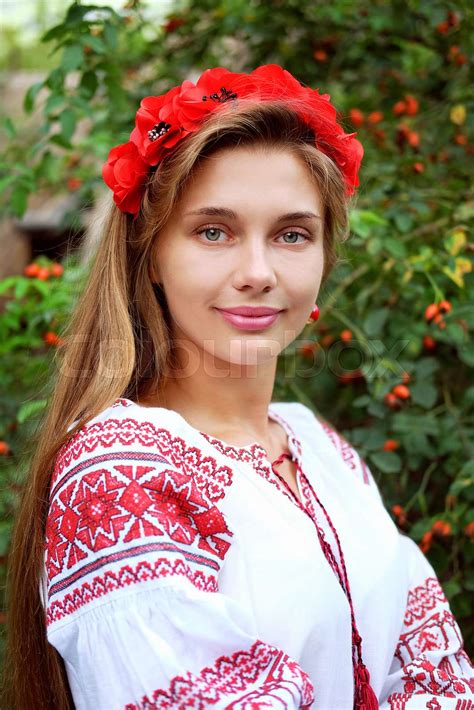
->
<box><xmin>215</xmin><ymin>308</ymin><xmax>282</xmax><ymax>331</ymax></box>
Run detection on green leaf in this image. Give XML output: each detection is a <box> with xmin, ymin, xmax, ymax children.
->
<box><xmin>363</xmin><ymin>308</ymin><xmax>389</xmax><ymax>337</ymax></box>
<box><xmin>45</xmin><ymin>68</ymin><xmax>65</xmax><ymax>92</ymax></box>
<box><xmin>10</xmin><ymin>186</ymin><xmax>28</xmax><ymax>217</ymax></box>
<box><xmin>350</xmin><ymin>209</ymin><xmax>387</xmax><ymax>238</ymax></box>
<box><xmin>61</xmin><ymin>44</ymin><xmax>84</xmax><ymax>72</ymax></box>
<box><xmin>458</xmin><ymin>343</ymin><xmax>474</xmax><ymax>367</ymax></box>
<box><xmin>103</xmin><ymin>23</ymin><xmax>118</xmax><ymax>50</ymax></box>
<box><xmin>414</xmin><ymin>357</ymin><xmax>439</xmax><ymax>380</ymax></box>
<box><xmin>23</xmin><ymin>81</ymin><xmax>44</xmax><ymax>113</ymax></box>
<box><xmin>367</xmin><ymin>237</ymin><xmax>382</xmax><ymax>255</ymax></box>
<box><xmin>384</xmin><ymin>238</ymin><xmax>407</xmax><ymax>259</ymax></box>
<box><xmin>45</xmin><ymin>93</ymin><xmax>65</xmax><ymax>116</ymax></box>
<box><xmin>392</xmin><ymin>412</ymin><xmax>439</xmax><ymax>436</ymax></box>
<box><xmin>80</xmin><ymin>70</ymin><xmax>99</xmax><ymax>98</ymax></box>
<box><xmin>59</xmin><ymin>108</ymin><xmax>77</xmax><ymax>142</ymax></box>
<box><xmin>0</xmin><ymin>276</ymin><xmax>18</xmax><ymax>295</ymax></box>
<box><xmin>14</xmin><ymin>278</ymin><xmax>30</xmax><ymax>299</ymax></box>
<box><xmin>81</xmin><ymin>35</ymin><xmax>107</xmax><ymax>54</ymax></box>
<box><xmin>394</xmin><ymin>212</ymin><xmax>413</xmax><ymax>233</ymax></box>
<box><xmin>0</xmin><ymin>174</ymin><xmax>17</xmax><ymax>193</ymax></box>
<box><xmin>460</xmin><ymin>461</ymin><xmax>474</xmax><ymax>478</ymax></box>
<box><xmin>16</xmin><ymin>399</ymin><xmax>48</xmax><ymax>424</ymax></box>
<box><xmin>41</xmin><ymin>24</ymin><xmax>65</xmax><ymax>43</ymax></box>
<box><xmin>50</xmin><ymin>134</ymin><xmax>73</xmax><ymax>150</ymax></box>
<box><xmin>410</xmin><ymin>381</ymin><xmax>438</xmax><ymax>409</ymax></box>
<box><xmin>369</xmin><ymin>451</ymin><xmax>402</xmax><ymax>473</ymax></box>
<box><xmin>352</xmin><ymin>395</ymin><xmax>371</xmax><ymax>408</ymax></box>
<box><xmin>65</xmin><ymin>2</ymin><xmax>89</xmax><ymax>26</ymax></box>
<box><xmin>2</xmin><ymin>116</ymin><xmax>16</xmax><ymax>139</ymax></box>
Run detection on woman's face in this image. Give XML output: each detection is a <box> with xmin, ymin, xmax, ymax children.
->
<box><xmin>152</xmin><ymin>145</ymin><xmax>325</xmax><ymax>368</ymax></box>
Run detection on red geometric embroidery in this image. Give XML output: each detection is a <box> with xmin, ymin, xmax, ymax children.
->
<box><xmin>51</xmin><ymin>415</ymin><xmax>234</xmax><ymax>505</ymax></box>
<box><xmin>45</xmin><ymin>413</ymin><xmax>237</xmax><ymax>624</ymax></box>
<box><xmin>396</xmin><ymin>609</ymin><xmax>463</xmax><ymax>661</ymax></box>
<box><xmin>46</xmin><ymin>456</ymin><xmax>232</xmax><ymax>579</ymax></box>
<box><xmin>47</xmin><ymin>556</ymin><xmax>218</xmax><ymax>625</ymax></box>
<box><xmin>389</xmin><ymin>696</ymin><xmax>474</xmax><ymax>710</ymax></box>
<box><xmin>123</xmin><ymin>639</ymin><xmax>315</xmax><ymax>709</ymax></box>
<box><xmin>403</xmin><ymin>577</ymin><xmax>448</xmax><ymax>627</ymax></box>
<box><xmin>387</xmin><ymin>576</ymin><xmax>474</xmax><ymax>707</ymax></box>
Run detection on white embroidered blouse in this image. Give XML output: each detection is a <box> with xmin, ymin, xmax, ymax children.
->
<box><xmin>42</xmin><ymin>398</ymin><xmax>474</xmax><ymax>710</ymax></box>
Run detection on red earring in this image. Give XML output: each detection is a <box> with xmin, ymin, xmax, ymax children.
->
<box><xmin>306</xmin><ymin>304</ymin><xmax>320</xmax><ymax>324</ymax></box>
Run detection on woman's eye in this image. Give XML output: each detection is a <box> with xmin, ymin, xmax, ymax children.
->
<box><xmin>197</xmin><ymin>227</ymin><xmax>226</xmax><ymax>242</ymax></box>
<box><xmin>279</xmin><ymin>231</ymin><xmax>310</xmax><ymax>244</ymax></box>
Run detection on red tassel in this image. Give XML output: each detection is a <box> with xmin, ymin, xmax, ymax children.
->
<box><xmin>354</xmin><ymin>661</ymin><xmax>379</xmax><ymax>710</ymax></box>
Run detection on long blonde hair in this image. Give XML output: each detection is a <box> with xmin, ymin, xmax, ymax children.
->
<box><xmin>3</xmin><ymin>99</ymin><xmax>352</xmax><ymax>709</ymax></box>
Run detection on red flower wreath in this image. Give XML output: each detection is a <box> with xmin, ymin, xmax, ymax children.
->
<box><xmin>102</xmin><ymin>64</ymin><xmax>364</xmax><ymax>216</ymax></box>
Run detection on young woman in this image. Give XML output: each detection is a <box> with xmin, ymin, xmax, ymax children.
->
<box><xmin>4</xmin><ymin>65</ymin><xmax>473</xmax><ymax>710</ymax></box>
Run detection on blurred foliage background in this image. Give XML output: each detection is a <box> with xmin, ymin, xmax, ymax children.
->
<box><xmin>0</xmin><ymin>0</ymin><xmax>473</xmax><ymax>661</ymax></box>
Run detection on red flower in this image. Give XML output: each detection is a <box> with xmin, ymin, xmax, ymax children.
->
<box><xmin>102</xmin><ymin>141</ymin><xmax>149</xmax><ymax>214</ymax></box>
<box><xmin>131</xmin><ymin>86</ymin><xmax>184</xmax><ymax>163</ymax></box>
<box><xmin>103</xmin><ymin>64</ymin><xmax>364</xmax><ymax>214</ymax></box>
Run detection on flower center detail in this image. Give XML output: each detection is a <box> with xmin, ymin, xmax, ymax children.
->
<box><xmin>148</xmin><ymin>121</ymin><xmax>172</xmax><ymax>142</ymax></box>
<box><xmin>202</xmin><ymin>87</ymin><xmax>238</xmax><ymax>103</ymax></box>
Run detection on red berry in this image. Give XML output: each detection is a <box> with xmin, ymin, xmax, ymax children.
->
<box><xmin>0</xmin><ymin>441</ymin><xmax>10</xmax><ymax>456</ymax></box>
<box><xmin>49</xmin><ymin>263</ymin><xmax>64</xmax><ymax>277</ymax></box>
<box><xmin>384</xmin><ymin>393</ymin><xmax>401</xmax><ymax>409</ymax></box>
<box><xmin>298</xmin><ymin>344</ymin><xmax>318</xmax><ymax>359</ymax></box>
<box><xmin>349</xmin><ymin>109</ymin><xmax>364</xmax><ymax>127</ymax></box>
<box><xmin>367</xmin><ymin>111</ymin><xmax>383</xmax><ymax>124</ymax></box>
<box><xmin>438</xmin><ymin>300</ymin><xmax>452</xmax><ymax>314</ymax></box>
<box><xmin>392</xmin><ymin>384</ymin><xmax>410</xmax><ymax>400</ymax></box>
<box><xmin>464</xmin><ymin>522</ymin><xmax>474</xmax><ymax>539</ymax></box>
<box><xmin>420</xmin><ymin>531</ymin><xmax>433</xmax><ymax>553</ymax></box>
<box><xmin>23</xmin><ymin>263</ymin><xmax>40</xmax><ymax>278</ymax></box>
<box><xmin>393</xmin><ymin>100</ymin><xmax>406</xmax><ymax>116</ymax></box>
<box><xmin>404</xmin><ymin>94</ymin><xmax>419</xmax><ymax>116</ymax></box>
<box><xmin>431</xmin><ymin>520</ymin><xmax>452</xmax><ymax>537</ymax></box>
<box><xmin>340</xmin><ymin>329</ymin><xmax>353</xmax><ymax>342</ymax></box>
<box><xmin>408</xmin><ymin>131</ymin><xmax>420</xmax><ymax>147</ymax></box>
<box><xmin>384</xmin><ymin>439</ymin><xmax>399</xmax><ymax>452</ymax></box>
<box><xmin>313</xmin><ymin>49</ymin><xmax>328</xmax><ymax>62</ymax></box>
<box><xmin>320</xmin><ymin>335</ymin><xmax>335</xmax><ymax>347</ymax></box>
<box><xmin>43</xmin><ymin>332</ymin><xmax>60</xmax><ymax>346</ymax></box>
<box><xmin>423</xmin><ymin>335</ymin><xmax>436</xmax><ymax>350</ymax></box>
<box><xmin>425</xmin><ymin>303</ymin><xmax>439</xmax><ymax>322</ymax></box>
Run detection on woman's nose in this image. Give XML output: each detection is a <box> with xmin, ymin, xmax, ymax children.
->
<box><xmin>231</xmin><ymin>237</ymin><xmax>278</xmax><ymax>291</ymax></box>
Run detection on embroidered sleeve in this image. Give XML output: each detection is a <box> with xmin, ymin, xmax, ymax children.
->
<box><xmin>44</xmin><ymin>414</ymin><xmax>314</xmax><ymax>710</ymax></box>
<box><xmin>379</xmin><ymin>534</ymin><xmax>474</xmax><ymax>709</ymax></box>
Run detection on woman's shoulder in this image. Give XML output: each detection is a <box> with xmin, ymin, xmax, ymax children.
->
<box><xmin>51</xmin><ymin>397</ymin><xmax>190</xmax><ymax>492</ymax></box>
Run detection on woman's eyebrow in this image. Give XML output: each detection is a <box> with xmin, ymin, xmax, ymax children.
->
<box><xmin>183</xmin><ymin>206</ymin><xmax>322</xmax><ymax>222</ymax></box>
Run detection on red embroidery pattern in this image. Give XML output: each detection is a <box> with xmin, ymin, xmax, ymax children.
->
<box><xmin>123</xmin><ymin>639</ymin><xmax>314</xmax><ymax>709</ymax></box>
<box><xmin>46</xmin><ymin>411</ymin><xmax>236</xmax><ymax>625</ymax></box>
<box><xmin>51</xmin><ymin>415</ymin><xmax>234</xmax><ymax>505</ymax></box>
<box><xmin>403</xmin><ymin>577</ymin><xmax>449</xmax><ymax>627</ymax></box>
<box><xmin>388</xmin><ymin>691</ymin><xmax>474</xmax><ymax>709</ymax></box>
<box><xmin>317</xmin><ymin>418</ymin><xmax>371</xmax><ymax>485</ymax></box>
<box><xmin>47</xmin><ymin>556</ymin><xmax>217</xmax><ymax>625</ymax></box>
<box><xmin>200</xmin><ymin>407</ymin><xmax>303</xmax><ymax>510</ymax></box>
<box><xmin>387</xmin><ymin>578</ymin><xmax>474</xmax><ymax>708</ymax></box>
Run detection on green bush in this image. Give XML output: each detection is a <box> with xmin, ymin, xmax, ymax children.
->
<box><xmin>0</xmin><ymin>0</ymin><xmax>473</xmax><ymax>656</ymax></box>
